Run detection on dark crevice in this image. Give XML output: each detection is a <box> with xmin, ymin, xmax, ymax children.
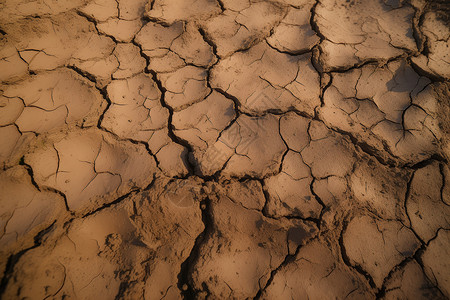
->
<box><xmin>318</xmin><ymin>54</ymin><xmax>407</xmax><ymax>75</ymax></box>
<box><xmin>276</xmin><ymin>148</ymin><xmax>289</xmax><ymax>178</ymax></box>
<box><xmin>324</xmin><ymin>125</ymin><xmax>400</xmax><ymax>167</ymax></box>
<box><xmin>409</xmin><ymin>154</ymin><xmax>447</xmax><ymax>169</ymax></box>
<box><xmin>265</xmin><ymin>39</ymin><xmax>314</xmax><ymax>56</ymax></box>
<box><xmin>43</xmin><ymin>187</ymin><xmax>72</xmax><ymax>213</ymax></box>
<box><xmin>18</xmin><ymin>157</ymin><xmax>41</xmax><ymax>192</ymax></box>
<box><xmin>309</xmin><ymin>178</ymin><xmax>327</xmax><ymax>230</ymax></box>
<box><xmin>98</xmin><ymin>118</ymin><xmax>164</xmax><ymax>171</ymax></box>
<box><xmin>209</xmin><ymin>154</ymin><xmax>233</xmax><ymax>180</ymax></box>
<box><xmin>76</xmin><ymin>10</ymin><xmax>99</xmax><ymax>26</ymax></box>
<box><xmin>82</xmin><ymin>187</ymin><xmax>145</xmax><ymax>219</ymax></box>
<box><xmin>76</xmin><ymin>10</ymin><xmax>119</xmax><ymax>43</ymax></box>
<box><xmin>214</xmin><ymin>88</ymin><xmax>315</xmax><ymax>121</ymax></box>
<box><xmin>148</xmin><ymin>0</ymin><xmax>156</xmax><ymax>10</ymax></box>
<box><xmin>132</xmin><ymin>36</ymin><xmax>196</xmax><ymax>175</ymax></box>
<box><xmin>214</xmin><ymin>88</ymin><xmax>241</xmax><ymax>112</ymax></box>
<box><xmin>0</xmin><ymin>222</ymin><xmax>56</xmax><ymax>298</ymax></box>
<box><xmin>438</xmin><ymin>162</ymin><xmax>449</xmax><ymax>207</ymax></box>
<box><xmin>198</xmin><ymin>27</ymin><xmax>219</xmax><ymax>60</ymax></box>
<box><xmin>413</xmin><ymin>228</ymin><xmax>449</xmax><ymax>298</ymax></box>
<box><xmin>65</xmin><ymin>65</ymin><xmax>112</xmax><ymax>130</ymax></box>
<box><xmin>411</xmin><ymin>1</ymin><xmax>426</xmax><ymax>54</ymax></box>
<box><xmin>216</xmin><ymin>0</ymin><xmax>225</xmax><ymax>12</ymax></box>
<box><xmin>147</xmin><ymin>68</ymin><xmax>196</xmax><ymax>175</ymax></box>
<box><xmin>178</xmin><ymin>195</ymin><xmax>214</xmax><ymax>298</ymax></box>
<box><xmin>403</xmin><ymin>169</ymin><xmax>426</xmax><ymax>245</ymax></box>
<box><xmin>214</xmin><ymin>89</ymin><xmax>241</xmax><ymax>125</ymax></box>
<box><xmin>260</xmin><ymin>179</ymin><xmax>273</xmax><ymax>218</ymax></box>
<box><xmin>418</xmin><ymin>21</ymin><xmax>430</xmax><ymax>58</ymax></box>
<box><xmin>339</xmin><ymin>219</ymin><xmax>378</xmax><ymax>290</ymax></box>
<box><xmin>409</xmin><ymin>57</ymin><xmax>446</xmax><ymax>82</ymax></box>
<box><xmin>374</xmin><ymin>258</ymin><xmax>411</xmax><ymax>299</ymax></box>
<box><xmin>376</xmin><ymin>228</ymin><xmax>448</xmax><ymax>300</ymax></box>
<box><xmin>272</xmin><ymin>117</ymin><xmax>289</xmax><ymax>174</ymax></box>
<box><xmin>317</xmin><ymin>72</ymin><xmax>332</xmax><ymax>108</ymax></box>
<box><xmin>253</xmin><ymin>238</ymin><xmax>308</xmax><ymax>299</ymax></box>
<box><xmin>66</xmin><ymin>65</ymin><xmax>99</xmax><ymax>84</ymax></box>
<box><xmin>115</xmin><ymin>281</ymin><xmax>131</xmax><ymax>300</ymax></box>
<box><xmin>309</xmin><ymin>0</ymin><xmax>325</xmax><ymax>75</ymax></box>
<box><xmin>409</xmin><ymin>3</ymin><xmax>448</xmax><ymax>82</ymax></box>
<box><xmin>281</xmin><ymin>215</ymin><xmax>321</xmax><ymax>226</ymax></box>
<box><xmin>97</xmin><ymin>87</ymin><xmax>112</xmax><ymax>130</ymax></box>
<box><xmin>144</xmin><ymin>16</ymin><xmax>173</xmax><ymax>27</ymax></box>
<box><xmin>260</xmin><ymin>188</ymin><xmax>322</xmax><ymax>227</ymax></box>
<box><xmin>375</xmin><ymin>233</ymin><xmax>430</xmax><ymax>300</ymax></box>
<box><xmin>310</xmin><ymin>0</ymin><xmax>332</xmax><ymax>121</ymax></box>
<box><xmin>309</xmin><ymin>0</ymin><xmax>326</xmax><ymax>41</ymax></box>
<box><xmin>19</xmin><ymin>149</ymin><xmax>71</xmax><ymax>213</ymax></box>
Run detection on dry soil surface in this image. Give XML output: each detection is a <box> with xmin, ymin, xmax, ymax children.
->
<box><xmin>0</xmin><ymin>0</ymin><xmax>449</xmax><ymax>299</ymax></box>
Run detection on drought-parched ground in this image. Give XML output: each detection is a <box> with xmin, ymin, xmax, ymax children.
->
<box><xmin>0</xmin><ymin>0</ymin><xmax>449</xmax><ymax>299</ymax></box>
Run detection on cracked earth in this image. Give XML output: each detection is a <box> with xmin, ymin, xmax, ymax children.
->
<box><xmin>0</xmin><ymin>0</ymin><xmax>449</xmax><ymax>299</ymax></box>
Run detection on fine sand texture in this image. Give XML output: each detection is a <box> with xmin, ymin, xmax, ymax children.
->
<box><xmin>0</xmin><ymin>0</ymin><xmax>449</xmax><ymax>299</ymax></box>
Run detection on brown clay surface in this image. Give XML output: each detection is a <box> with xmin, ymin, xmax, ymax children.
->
<box><xmin>0</xmin><ymin>0</ymin><xmax>449</xmax><ymax>299</ymax></box>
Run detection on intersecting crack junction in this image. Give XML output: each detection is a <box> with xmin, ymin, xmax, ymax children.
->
<box><xmin>0</xmin><ymin>0</ymin><xmax>449</xmax><ymax>299</ymax></box>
